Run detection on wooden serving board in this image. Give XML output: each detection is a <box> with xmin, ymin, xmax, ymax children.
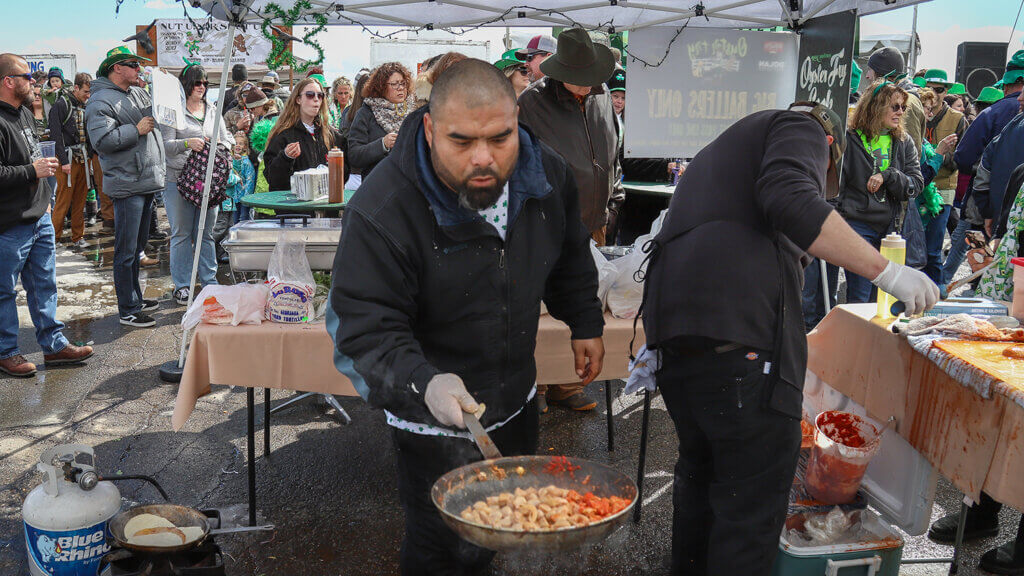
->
<box><xmin>933</xmin><ymin>340</ymin><xmax>1024</xmax><ymax>390</ymax></box>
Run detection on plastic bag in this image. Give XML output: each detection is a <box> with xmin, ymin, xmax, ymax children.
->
<box><xmin>266</xmin><ymin>232</ymin><xmax>316</xmax><ymax>323</ymax></box>
<box><xmin>181</xmin><ymin>284</ymin><xmax>269</xmax><ymax>330</ymax></box>
<box><xmin>606</xmin><ymin>210</ymin><xmax>668</xmax><ymax>319</ymax></box>
<box><xmin>590</xmin><ymin>239</ymin><xmax>618</xmax><ymax>308</ymax></box>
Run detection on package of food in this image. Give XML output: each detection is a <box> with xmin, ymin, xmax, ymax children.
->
<box><xmin>265</xmin><ymin>232</ymin><xmax>316</xmax><ymax>323</ymax></box>
<box><xmin>181</xmin><ymin>284</ymin><xmax>269</xmax><ymax>329</ymax></box>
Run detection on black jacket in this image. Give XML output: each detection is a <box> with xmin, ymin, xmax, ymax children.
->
<box><xmin>995</xmin><ymin>163</ymin><xmax>1024</xmax><ymax>239</ymax></box>
<box><xmin>48</xmin><ymin>93</ymin><xmax>90</xmax><ymax>166</ymax></box>
<box><xmin>346</xmin><ymin>104</ymin><xmax>389</xmax><ymax>178</ymax></box>
<box><xmin>643</xmin><ymin>110</ymin><xmax>834</xmax><ymax>393</ymax></box>
<box><xmin>837</xmin><ymin>129</ymin><xmax>923</xmax><ymax>234</ymax></box>
<box><xmin>263</xmin><ymin>120</ymin><xmax>343</xmax><ymax>192</ymax></box>
<box><xmin>327</xmin><ymin>105</ymin><xmax>604</xmax><ymax>428</ymax></box>
<box><xmin>0</xmin><ymin>101</ymin><xmax>50</xmax><ymax>233</ymax></box>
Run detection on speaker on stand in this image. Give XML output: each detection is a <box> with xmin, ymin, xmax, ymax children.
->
<box><xmin>956</xmin><ymin>42</ymin><xmax>1008</xmax><ymax>98</ymax></box>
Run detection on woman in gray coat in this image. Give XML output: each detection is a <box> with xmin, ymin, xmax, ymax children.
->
<box><xmin>159</xmin><ymin>64</ymin><xmax>233</xmax><ymax>305</ymax></box>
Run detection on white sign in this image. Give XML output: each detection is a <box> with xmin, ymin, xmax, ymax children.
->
<box><xmin>624</xmin><ymin>28</ymin><xmax>798</xmax><ymax>158</ymax></box>
<box><xmin>155</xmin><ymin>19</ymin><xmax>274</xmax><ymax>68</ymax></box>
<box><xmin>20</xmin><ymin>54</ymin><xmax>77</xmax><ymax>80</ymax></box>
<box><xmin>151</xmin><ymin>68</ymin><xmax>186</xmax><ymax>130</ymax></box>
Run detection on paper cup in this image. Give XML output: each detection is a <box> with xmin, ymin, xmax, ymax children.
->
<box><xmin>39</xmin><ymin>141</ymin><xmax>56</xmax><ymax>158</ymax></box>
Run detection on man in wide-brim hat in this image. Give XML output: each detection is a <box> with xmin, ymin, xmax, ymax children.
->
<box><xmin>518</xmin><ymin>27</ymin><xmax>619</xmax><ymax>413</ymax></box>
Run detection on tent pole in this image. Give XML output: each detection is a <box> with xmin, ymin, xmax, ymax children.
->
<box><xmin>174</xmin><ymin>16</ymin><xmax>238</xmax><ymax>371</ymax></box>
<box><xmin>909</xmin><ymin>5</ymin><xmax>919</xmax><ymax>73</ymax></box>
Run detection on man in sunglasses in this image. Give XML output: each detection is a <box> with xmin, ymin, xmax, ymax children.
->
<box><xmin>85</xmin><ymin>46</ymin><xmax>165</xmax><ymax>328</ymax></box>
<box><xmin>0</xmin><ymin>53</ymin><xmax>93</xmax><ymax>376</ymax></box>
<box><xmin>515</xmin><ymin>34</ymin><xmax>556</xmax><ymax>83</ymax></box>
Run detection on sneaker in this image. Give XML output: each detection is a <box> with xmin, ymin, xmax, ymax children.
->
<box><xmin>119</xmin><ymin>313</ymin><xmax>156</xmax><ymax>328</ymax></box>
<box><xmin>0</xmin><ymin>354</ymin><xmax>37</xmax><ymax>377</ymax></box>
<box><xmin>44</xmin><ymin>344</ymin><xmax>94</xmax><ymax>366</ymax></box>
<box><xmin>928</xmin><ymin>511</ymin><xmax>1000</xmax><ymax>544</ymax></box>
<box><xmin>87</xmin><ymin>216</ymin><xmax>97</xmax><ymax>226</ymax></box>
<box><xmin>73</xmin><ymin>238</ymin><xmax>88</xmax><ymax>249</ymax></box>
<box><xmin>174</xmin><ymin>287</ymin><xmax>191</xmax><ymax>306</ymax></box>
<box><xmin>140</xmin><ymin>255</ymin><xmax>160</xmax><ymax>267</ymax></box>
<box><xmin>141</xmin><ymin>299</ymin><xmax>159</xmax><ymax>313</ymax></box>
<box><xmin>547</xmin><ymin>391</ymin><xmax>597</xmax><ymax>411</ymax></box>
<box><xmin>537</xmin><ymin>394</ymin><xmax>548</xmax><ymax>414</ymax></box>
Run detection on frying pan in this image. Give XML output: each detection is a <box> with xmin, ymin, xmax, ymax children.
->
<box><xmin>431</xmin><ymin>455</ymin><xmax>637</xmax><ymax>552</ymax></box>
<box><xmin>108</xmin><ymin>504</ymin><xmax>275</xmax><ymax>554</ymax></box>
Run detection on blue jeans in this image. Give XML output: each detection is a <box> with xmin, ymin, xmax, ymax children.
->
<box><xmin>845</xmin><ymin>219</ymin><xmax>886</xmax><ymax>303</ymax></box>
<box><xmin>112</xmin><ymin>193</ymin><xmax>155</xmax><ymax>317</ymax></box>
<box><xmin>0</xmin><ymin>214</ymin><xmax>69</xmax><ymax>358</ymax></box>
<box><xmin>802</xmin><ymin>258</ymin><xmax>839</xmax><ymax>332</ymax></box>
<box><xmin>942</xmin><ymin>215</ymin><xmax>973</xmax><ymax>285</ymax></box>
<box><xmin>163</xmin><ymin>182</ymin><xmax>219</xmax><ymax>290</ymax></box>
<box><xmin>923</xmin><ymin>205</ymin><xmax>951</xmax><ymax>286</ymax></box>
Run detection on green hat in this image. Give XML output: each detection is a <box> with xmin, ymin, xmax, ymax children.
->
<box><xmin>977</xmin><ymin>86</ymin><xmax>1004</xmax><ymax>104</ymax></box>
<box><xmin>948</xmin><ymin>82</ymin><xmax>966</xmax><ymax>95</ymax></box>
<box><xmin>607</xmin><ymin>69</ymin><xmax>625</xmax><ymax>92</ymax></box>
<box><xmin>850</xmin><ymin>60</ymin><xmax>862</xmax><ymax>92</ymax></box>
<box><xmin>923</xmin><ymin>69</ymin><xmax>952</xmax><ymax>85</ymax></box>
<box><xmin>97</xmin><ymin>46</ymin><xmax>151</xmax><ymax>77</ymax></box>
<box><xmin>1002</xmin><ymin>50</ymin><xmax>1024</xmax><ymax>85</ymax></box>
<box><xmin>494</xmin><ymin>50</ymin><xmax>525</xmax><ymax>70</ymax></box>
<box><xmin>913</xmin><ymin>76</ymin><xmax>926</xmax><ymax>87</ymax></box>
<box><xmin>309</xmin><ymin>74</ymin><xmax>328</xmax><ymax>89</ymax></box>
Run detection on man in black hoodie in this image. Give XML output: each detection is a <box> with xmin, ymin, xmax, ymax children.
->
<box><xmin>329</xmin><ymin>59</ymin><xmax>604</xmax><ymax>575</ymax></box>
<box><xmin>0</xmin><ymin>54</ymin><xmax>93</xmax><ymax>377</ymax></box>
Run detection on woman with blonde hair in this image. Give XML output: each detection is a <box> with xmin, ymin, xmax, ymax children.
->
<box><xmin>837</xmin><ymin>80</ymin><xmax>924</xmax><ymax>302</ymax></box>
<box><xmin>263</xmin><ymin>77</ymin><xmax>343</xmax><ymax>191</ymax></box>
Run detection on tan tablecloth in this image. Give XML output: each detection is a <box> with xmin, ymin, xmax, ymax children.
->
<box><xmin>807</xmin><ymin>304</ymin><xmax>1024</xmax><ymax>511</ymax></box>
<box><xmin>173</xmin><ymin>313</ymin><xmax>645</xmax><ymax>431</ymax></box>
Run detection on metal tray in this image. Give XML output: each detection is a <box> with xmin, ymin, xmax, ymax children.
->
<box><xmin>223</xmin><ymin>242</ymin><xmax>338</xmax><ymax>271</ymax></box>
<box><xmin>223</xmin><ymin>215</ymin><xmax>341</xmax><ymax>272</ymax></box>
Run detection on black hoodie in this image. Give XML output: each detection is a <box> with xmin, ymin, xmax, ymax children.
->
<box><xmin>0</xmin><ymin>100</ymin><xmax>49</xmax><ymax>233</ymax></box>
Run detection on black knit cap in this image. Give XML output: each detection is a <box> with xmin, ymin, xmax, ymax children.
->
<box><xmin>867</xmin><ymin>46</ymin><xmax>906</xmax><ymax>80</ymax></box>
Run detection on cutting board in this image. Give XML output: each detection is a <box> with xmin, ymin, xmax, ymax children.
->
<box><xmin>932</xmin><ymin>340</ymin><xmax>1024</xmax><ymax>389</ymax></box>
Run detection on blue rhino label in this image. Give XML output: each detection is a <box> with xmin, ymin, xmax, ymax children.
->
<box><xmin>25</xmin><ymin>520</ymin><xmax>111</xmax><ymax>575</ymax></box>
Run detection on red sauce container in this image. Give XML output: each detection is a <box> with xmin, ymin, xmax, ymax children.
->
<box><xmin>327</xmin><ymin>147</ymin><xmax>345</xmax><ymax>204</ymax></box>
<box><xmin>804</xmin><ymin>411</ymin><xmax>882</xmax><ymax>504</ymax></box>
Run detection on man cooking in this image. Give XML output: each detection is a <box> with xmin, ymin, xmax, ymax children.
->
<box><xmin>641</xmin><ymin>102</ymin><xmax>939</xmax><ymax>575</ymax></box>
<box><xmin>328</xmin><ymin>59</ymin><xmax>605</xmax><ymax>575</ymax></box>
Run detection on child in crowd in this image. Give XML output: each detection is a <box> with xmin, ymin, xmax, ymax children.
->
<box><xmin>213</xmin><ymin>132</ymin><xmax>257</xmax><ymax>263</ymax></box>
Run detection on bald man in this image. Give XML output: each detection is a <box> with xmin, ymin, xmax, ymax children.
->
<box><xmin>329</xmin><ymin>59</ymin><xmax>605</xmax><ymax>574</ymax></box>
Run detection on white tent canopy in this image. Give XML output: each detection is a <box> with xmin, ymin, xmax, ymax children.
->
<box><xmin>199</xmin><ymin>0</ymin><xmax>930</xmax><ymax>31</ymax></box>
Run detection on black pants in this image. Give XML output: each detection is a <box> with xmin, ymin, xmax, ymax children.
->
<box><xmin>657</xmin><ymin>342</ymin><xmax>801</xmax><ymax>576</ymax></box>
<box><xmin>392</xmin><ymin>399</ymin><xmax>539</xmax><ymax>576</ymax></box>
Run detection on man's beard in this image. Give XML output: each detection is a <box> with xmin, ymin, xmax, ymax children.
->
<box><xmin>431</xmin><ymin>154</ymin><xmax>512</xmax><ymax>212</ymax></box>
<box><xmin>20</xmin><ymin>85</ymin><xmax>35</xmax><ymax>107</ymax></box>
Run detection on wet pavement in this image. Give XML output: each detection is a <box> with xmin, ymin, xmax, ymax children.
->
<box><xmin>0</xmin><ymin>216</ymin><xmax>1021</xmax><ymax>575</ymax></box>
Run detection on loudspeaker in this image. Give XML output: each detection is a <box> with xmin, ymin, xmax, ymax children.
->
<box><xmin>956</xmin><ymin>42</ymin><xmax>1007</xmax><ymax>98</ymax></box>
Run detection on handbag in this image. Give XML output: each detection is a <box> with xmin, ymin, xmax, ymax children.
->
<box><xmin>177</xmin><ymin>142</ymin><xmax>231</xmax><ymax>208</ymax></box>
<box><xmin>894</xmin><ymin>200</ymin><xmax>928</xmax><ymax>270</ymax></box>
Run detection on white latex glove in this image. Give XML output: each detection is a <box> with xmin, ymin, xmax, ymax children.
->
<box><xmin>871</xmin><ymin>261</ymin><xmax>940</xmax><ymax>316</ymax></box>
<box><xmin>424</xmin><ymin>373</ymin><xmax>479</xmax><ymax>429</ymax></box>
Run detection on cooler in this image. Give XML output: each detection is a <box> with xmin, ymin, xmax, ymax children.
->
<box><xmin>771</xmin><ymin>370</ymin><xmax>939</xmax><ymax>575</ymax></box>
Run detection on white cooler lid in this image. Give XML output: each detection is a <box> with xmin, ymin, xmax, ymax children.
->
<box><xmin>802</xmin><ymin>370</ymin><xmax>938</xmax><ymax>536</ymax></box>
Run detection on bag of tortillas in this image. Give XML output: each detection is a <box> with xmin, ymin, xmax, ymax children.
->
<box><xmin>265</xmin><ymin>232</ymin><xmax>316</xmax><ymax>323</ymax></box>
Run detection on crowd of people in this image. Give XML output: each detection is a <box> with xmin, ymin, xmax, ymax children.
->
<box><xmin>3</xmin><ymin>26</ymin><xmax>1024</xmax><ymax>575</ymax></box>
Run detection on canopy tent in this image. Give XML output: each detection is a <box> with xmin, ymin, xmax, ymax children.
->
<box><xmin>197</xmin><ymin>0</ymin><xmax>929</xmax><ymax>32</ymax></box>
<box><xmin>160</xmin><ymin>0</ymin><xmax>930</xmax><ymax>381</ymax></box>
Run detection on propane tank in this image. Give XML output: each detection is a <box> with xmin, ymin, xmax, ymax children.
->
<box><xmin>23</xmin><ymin>444</ymin><xmax>121</xmax><ymax>576</ymax></box>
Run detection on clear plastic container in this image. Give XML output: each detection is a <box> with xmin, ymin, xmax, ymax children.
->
<box><xmin>877</xmin><ymin>233</ymin><xmax>906</xmax><ymax>319</ymax></box>
<box><xmin>804</xmin><ymin>411</ymin><xmax>882</xmax><ymax>505</ymax></box>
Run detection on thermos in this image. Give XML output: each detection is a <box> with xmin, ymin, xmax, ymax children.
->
<box><xmin>877</xmin><ymin>233</ymin><xmax>906</xmax><ymax>319</ymax></box>
<box><xmin>327</xmin><ymin>147</ymin><xmax>345</xmax><ymax>204</ymax></box>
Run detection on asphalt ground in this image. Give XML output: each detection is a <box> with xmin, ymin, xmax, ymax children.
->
<box><xmin>0</xmin><ymin>215</ymin><xmax>1020</xmax><ymax>575</ymax></box>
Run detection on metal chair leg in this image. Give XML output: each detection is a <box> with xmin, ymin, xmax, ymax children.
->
<box><xmin>264</xmin><ymin>388</ymin><xmax>271</xmax><ymax>456</ymax></box>
<box><xmin>633</xmin><ymin>389</ymin><xmax>652</xmax><ymax>523</ymax></box>
<box><xmin>246</xmin><ymin>388</ymin><xmax>256</xmax><ymax>526</ymax></box>
<box><xmin>949</xmin><ymin>500</ymin><xmax>969</xmax><ymax>575</ymax></box>
<box><xmin>269</xmin><ymin>391</ymin><xmax>317</xmax><ymax>414</ymax></box>
<box><xmin>321</xmin><ymin>394</ymin><xmax>353</xmax><ymax>425</ymax></box>
<box><xmin>606</xmin><ymin>380</ymin><xmax>615</xmax><ymax>452</ymax></box>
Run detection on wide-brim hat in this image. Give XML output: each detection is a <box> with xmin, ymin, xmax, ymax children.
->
<box><xmin>923</xmin><ymin>68</ymin><xmax>952</xmax><ymax>85</ymax></box>
<box><xmin>977</xmin><ymin>86</ymin><xmax>1004</xmax><ymax>104</ymax></box>
<box><xmin>789</xmin><ymin>101</ymin><xmax>846</xmax><ymax>200</ymax></box>
<box><xmin>260</xmin><ymin>74</ymin><xmax>280</xmax><ymax>87</ymax></box>
<box><xmin>948</xmin><ymin>82</ymin><xmax>966</xmax><ymax>95</ymax></box>
<box><xmin>912</xmin><ymin>76</ymin><xmax>926</xmax><ymax>87</ymax></box>
<box><xmin>1002</xmin><ymin>49</ymin><xmax>1024</xmax><ymax>85</ymax></box>
<box><xmin>97</xmin><ymin>46</ymin><xmax>151</xmax><ymax>77</ymax></box>
<box><xmin>540</xmin><ymin>28</ymin><xmax>616</xmax><ymax>87</ymax></box>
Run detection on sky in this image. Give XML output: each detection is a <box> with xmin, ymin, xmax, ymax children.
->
<box><xmin>5</xmin><ymin>0</ymin><xmax>1024</xmax><ymax>85</ymax></box>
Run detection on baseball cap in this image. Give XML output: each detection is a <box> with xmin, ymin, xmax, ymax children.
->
<box><xmin>789</xmin><ymin>101</ymin><xmax>846</xmax><ymax>200</ymax></box>
<box><xmin>515</xmin><ymin>35</ymin><xmax>557</xmax><ymax>60</ymax></box>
